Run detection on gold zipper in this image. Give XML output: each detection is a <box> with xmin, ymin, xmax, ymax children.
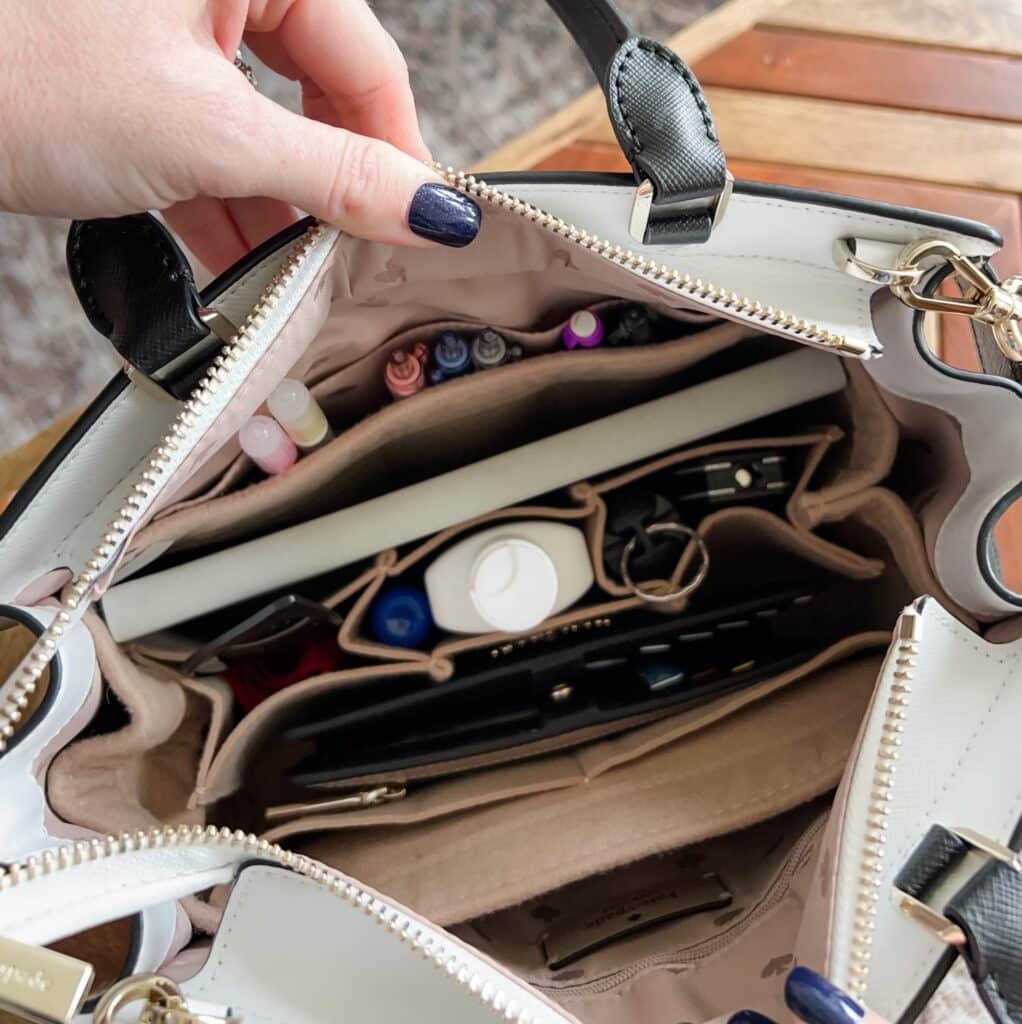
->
<box><xmin>843</xmin><ymin>608</ymin><xmax>920</xmax><ymax>999</ymax></box>
<box><xmin>0</xmin><ymin>826</ymin><xmax>554</xmax><ymax>1024</ymax></box>
<box><xmin>434</xmin><ymin>165</ymin><xmax>874</xmax><ymax>359</ymax></box>
<box><xmin>0</xmin><ymin>226</ymin><xmax>327</xmax><ymax>752</ymax></box>
<box><xmin>0</xmin><ymin>170</ymin><xmax>915</xmax><ymax>747</ymax></box>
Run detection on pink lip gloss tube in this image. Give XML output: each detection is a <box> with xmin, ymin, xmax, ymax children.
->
<box><xmin>239</xmin><ymin>415</ymin><xmax>298</xmax><ymax>475</ymax></box>
<box><xmin>385</xmin><ymin>347</ymin><xmax>427</xmax><ymax>399</ymax></box>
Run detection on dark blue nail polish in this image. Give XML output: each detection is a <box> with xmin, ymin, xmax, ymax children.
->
<box><xmin>729</xmin><ymin>1011</ymin><xmax>779</xmax><ymax>1024</ymax></box>
<box><xmin>785</xmin><ymin>966</ymin><xmax>864</xmax><ymax>1024</ymax></box>
<box><xmin>409</xmin><ymin>183</ymin><xmax>481</xmax><ymax>248</ymax></box>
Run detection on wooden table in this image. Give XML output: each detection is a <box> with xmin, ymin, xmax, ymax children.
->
<box><xmin>477</xmin><ymin>0</ymin><xmax>1022</xmax><ymax>591</ymax></box>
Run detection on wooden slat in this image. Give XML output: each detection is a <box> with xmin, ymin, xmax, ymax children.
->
<box><xmin>694</xmin><ymin>28</ymin><xmax>1022</xmax><ymax>122</ymax></box>
<box><xmin>580</xmin><ymin>87</ymin><xmax>1022</xmax><ymax>194</ymax></box>
<box><xmin>766</xmin><ymin>0</ymin><xmax>1022</xmax><ymax>59</ymax></box>
<box><xmin>472</xmin><ymin>0</ymin><xmax>794</xmax><ymax>171</ymax></box>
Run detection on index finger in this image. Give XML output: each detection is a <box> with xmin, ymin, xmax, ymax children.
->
<box><xmin>245</xmin><ymin>0</ymin><xmax>430</xmax><ymax>161</ymax></box>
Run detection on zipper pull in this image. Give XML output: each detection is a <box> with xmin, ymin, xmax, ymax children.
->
<box><xmin>93</xmin><ymin>975</ymin><xmax>239</xmax><ymax>1024</ymax></box>
<box><xmin>0</xmin><ymin>936</ymin><xmax>94</xmax><ymax>1024</ymax></box>
<box><xmin>265</xmin><ymin>783</ymin><xmax>407</xmax><ymax>824</ymax></box>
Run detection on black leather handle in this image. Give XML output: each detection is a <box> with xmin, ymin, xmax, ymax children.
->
<box><xmin>543</xmin><ymin>0</ymin><xmax>728</xmax><ymax>244</ymax></box>
<box><xmin>896</xmin><ymin>825</ymin><xmax>1022</xmax><ymax>1024</ymax></box>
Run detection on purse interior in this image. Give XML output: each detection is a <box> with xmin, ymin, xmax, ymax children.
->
<box><xmin>39</xmin><ymin>205</ymin><xmax>975</xmax><ymax>1024</ymax></box>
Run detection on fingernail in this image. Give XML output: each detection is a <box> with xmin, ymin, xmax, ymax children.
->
<box><xmin>785</xmin><ymin>966</ymin><xmax>864</xmax><ymax>1024</ymax></box>
<box><xmin>729</xmin><ymin>1011</ymin><xmax>779</xmax><ymax>1024</ymax></box>
<box><xmin>408</xmin><ymin>183</ymin><xmax>481</xmax><ymax>248</ymax></box>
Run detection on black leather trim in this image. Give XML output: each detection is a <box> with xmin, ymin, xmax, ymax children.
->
<box><xmin>605</xmin><ymin>36</ymin><xmax>725</xmax><ymax>242</ymax></box>
<box><xmin>545</xmin><ymin>0</ymin><xmax>630</xmax><ymax>82</ymax></box>
<box><xmin>67</xmin><ymin>215</ymin><xmax>208</xmax><ymax>394</ymax></box>
<box><xmin>895</xmin><ymin>824</ymin><xmax>970</xmax><ymax>901</ymax></box>
<box><xmin>0</xmin><ymin>605</ymin><xmax>62</xmax><ymax>755</ymax></box>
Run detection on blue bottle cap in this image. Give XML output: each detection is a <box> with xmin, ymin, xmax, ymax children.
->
<box><xmin>433</xmin><ymin>331</ymin><xmax>472</xmax><ymax>377</ymax></box>
<box><xmin>370</xmin><ymin>587</ymin><xmax>434</xmax><ymax>649</ymax></box>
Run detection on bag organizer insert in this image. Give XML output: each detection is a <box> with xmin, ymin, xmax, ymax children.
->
<box><xmin>41</xmin><ymin>204</ymin><xmax>976</xmax><ymax>1024</ymax></box>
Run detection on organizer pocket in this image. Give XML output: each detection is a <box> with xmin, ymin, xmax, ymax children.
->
<box><xmin>134</xmin><ymin>317</ymin><xmax>762</xmax><ymax>555</ymax></box>
<box><xmin>287</xmin><ymin>646</ymin><xmax>881</xmax><ymax>924</ymax></box>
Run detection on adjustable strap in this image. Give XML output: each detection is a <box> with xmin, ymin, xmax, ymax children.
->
<box><xmin>896</xmin><ymin>825</ymin><xmax>1022</xmax><ymax>1024</ymax></box>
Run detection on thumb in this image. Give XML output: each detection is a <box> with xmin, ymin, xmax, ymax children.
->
<box><xmin>220</xmin><ymin>94</ymin><xmax>481</xmax><ymax>249</ymax></box>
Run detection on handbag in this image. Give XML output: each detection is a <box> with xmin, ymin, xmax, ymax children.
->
<box><xmin>4</xmin><ymin>1</ymin><xmax>1022</xmax><ymax>1022</ymax></box>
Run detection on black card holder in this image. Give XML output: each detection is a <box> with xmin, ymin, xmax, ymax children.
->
<box><xmin>285</xmin><ymin>585</ymin><xmax>822</xmax><ymax>787</ymax></box>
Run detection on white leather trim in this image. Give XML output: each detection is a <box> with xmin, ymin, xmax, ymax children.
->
<box><xmin>815</xmin><ymin>598</ymin><xmax>1022</xmax><ymax>1021</ymax></box>
<box><xmin>866</xmin><ymin>292</ymin><xmax>1022</xmax><ymax>618</ymax></box>
<box><xmin>0</xmin><ymin>230</ymin><xmax>335</xmax><ymax>605</ymax></box>
<box><xmin>181</xmin><ymin>865</ymin><xmax>574</xmax><ymax>1024</ymax></box>
<box><xmin>0</xmin><ymin>609</ymin><xmax>100</xmax><ymax>863</ymax></box>
<box><xmin>505</xmin><ymin>183</ymin><xmax>999</xmax><ymax>359</ymax></box>
<box><xmin>0</xmin><ymin>843</ymin><xmax>248</xmax><ymax>946</ymax></box>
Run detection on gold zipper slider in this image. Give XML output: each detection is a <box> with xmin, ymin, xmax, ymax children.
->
<box><xmin>265</xmin><ymin>783</ymin><xmax>407</xmax><ymax>823</ymax></box>
<box><xmin>0</xmin><ymin>936</ymin><xmax>94</xmax><ymax>1024</ymax></box>
<box><xmin>94</xmin><ymin>975</ymin><xmax>239</xmax><ymax>1024</ymax></box>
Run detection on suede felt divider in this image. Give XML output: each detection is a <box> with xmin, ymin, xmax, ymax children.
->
<box><xmin>260</xmin><ymin>633</ymin><xmax>888</xmax><ymax>833</ymax></box>
<box><xmin>195</xmin><ymin>493</ymin><xmax>891</xmax><ymax>807</ymax></box>
<box><xmin>133</xmin><ymin>318</ymin><xmax>759</xmax><ymax>556</ymax></box>
<box><xmin>295</xmin><ymin>652</ymin><xmax>881</xmax><ymax>926</ymax></box>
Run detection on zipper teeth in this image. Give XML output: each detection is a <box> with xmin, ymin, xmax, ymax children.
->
<box><xmin>0</xmin><ymin>826</ymin><xmax>545</xmax><ymax>1024</ymax></box>
<box><xmin>845</xmin><ymin>613</ymin><xmax>919</xmax><ymax>998</ymax></box>
<box><xmin>541</xmin><ymin>815</ymin><xmax>825</xmax><ymax>998</ymax></box>
<box><xmin>435</xmin><ymin>165</ymin><xmax>870</xmax><ymax>358</ymax></box>
<box><xmin>0</xmin><ymin>225</ymin><xmax>324</xmax><ymax>754</ymax></box>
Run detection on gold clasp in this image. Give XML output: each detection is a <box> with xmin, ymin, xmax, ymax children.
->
<box><xmin>892</xmin><ymin>239</ymin><xmax>1022</xmax><ymax>362</ymax></box>
<box><xmin>93</xmin><ymin>975</ymin><xmax>239</xmax><ymax>1024</ymax></box>
<box><xmin>835</xmin><ymin>236</ymin><xmax>1022</xmax><ymax>362</ymax></box>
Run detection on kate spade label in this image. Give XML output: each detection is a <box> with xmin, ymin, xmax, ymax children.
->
<box><xmin>542</xmin><ymin>870</ymin><xmax>732</xmax><ymax>970</ymax></box>
<box><xmin>0</xmin><ymin>937</ymin><xmax>93</xmax><ymax>1024</ymax></box>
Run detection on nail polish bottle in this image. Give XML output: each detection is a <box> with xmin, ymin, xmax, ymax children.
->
<box><xmin>562</xmin><ymin>310</ymin><xmax>605</xmax><ymax>349</ymax></box>
<box><xmin>385</xmin><ymin>347</ymin><xmax>427</xmax><ymax>399</ymax></box>
<box><xmin>431</xmin><ymin>331</ymin><xmax>473</xmax><ymax>383</ymax></box>
<box><xmin>238</xmin><ymin>416</ymin><xmax>298</xmax><ymax>476</ymax></box>
<box><xmin>470</xmin><ymin>328</ymin><xmax>510</xmax><ymax>370</ymax></box>
<box><xmin>268</xmin><ymin>378</ymin><xmax>332</xmax><ymax>450</ymax></box>
<box><xmin>371</xmin><ymin>587</ymin><xmax>434</xmax><ymax>648</ymax></box>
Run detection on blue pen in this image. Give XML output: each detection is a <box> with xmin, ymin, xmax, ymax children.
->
<box><xmin>431</xmin><ymin>331</ymin><xmax>473</xmax><ymax>382</ymax></box>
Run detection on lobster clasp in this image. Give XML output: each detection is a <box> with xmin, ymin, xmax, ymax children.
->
<box><xmin>892</xmin><ymin>238</ymin><xmax>1022</xmax><ymax>362</ymax></box>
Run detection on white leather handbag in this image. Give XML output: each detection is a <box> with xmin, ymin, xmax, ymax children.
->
<box><xmin>4</xmin><ymin>3</ymin><xmax>1022</xmax><ymax>1024</ymax></box>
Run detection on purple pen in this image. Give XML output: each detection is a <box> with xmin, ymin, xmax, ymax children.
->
<box><xmin>562</xmin><ymin>310</ymin><xmax>605</xmax><ymax>349</ymax></box>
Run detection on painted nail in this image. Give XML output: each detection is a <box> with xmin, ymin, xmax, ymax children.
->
<box><xmin>409</xmin><ymin>182</ymin><xmax>481</xmax><ymax>248</ymax></box>
<box><xmin>729</xmin><ymin>1011</ymin><xmax>778</xmax><ymax>1024</ymax></box>
<box><xmin>785</xmin><ymin>966</ymin><xmax>864</xmax><ymax>1024</ymax></box>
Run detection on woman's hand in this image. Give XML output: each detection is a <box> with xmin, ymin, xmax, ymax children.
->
<box><xmin>731</xmin><ymin>966</ymin><xmax>890</xmax><ymax>1024</ymax></box>
<box><xmin>0</xmin><ymin>0</ymin><xmax>480</xmax><ymax>273</ymax></box>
